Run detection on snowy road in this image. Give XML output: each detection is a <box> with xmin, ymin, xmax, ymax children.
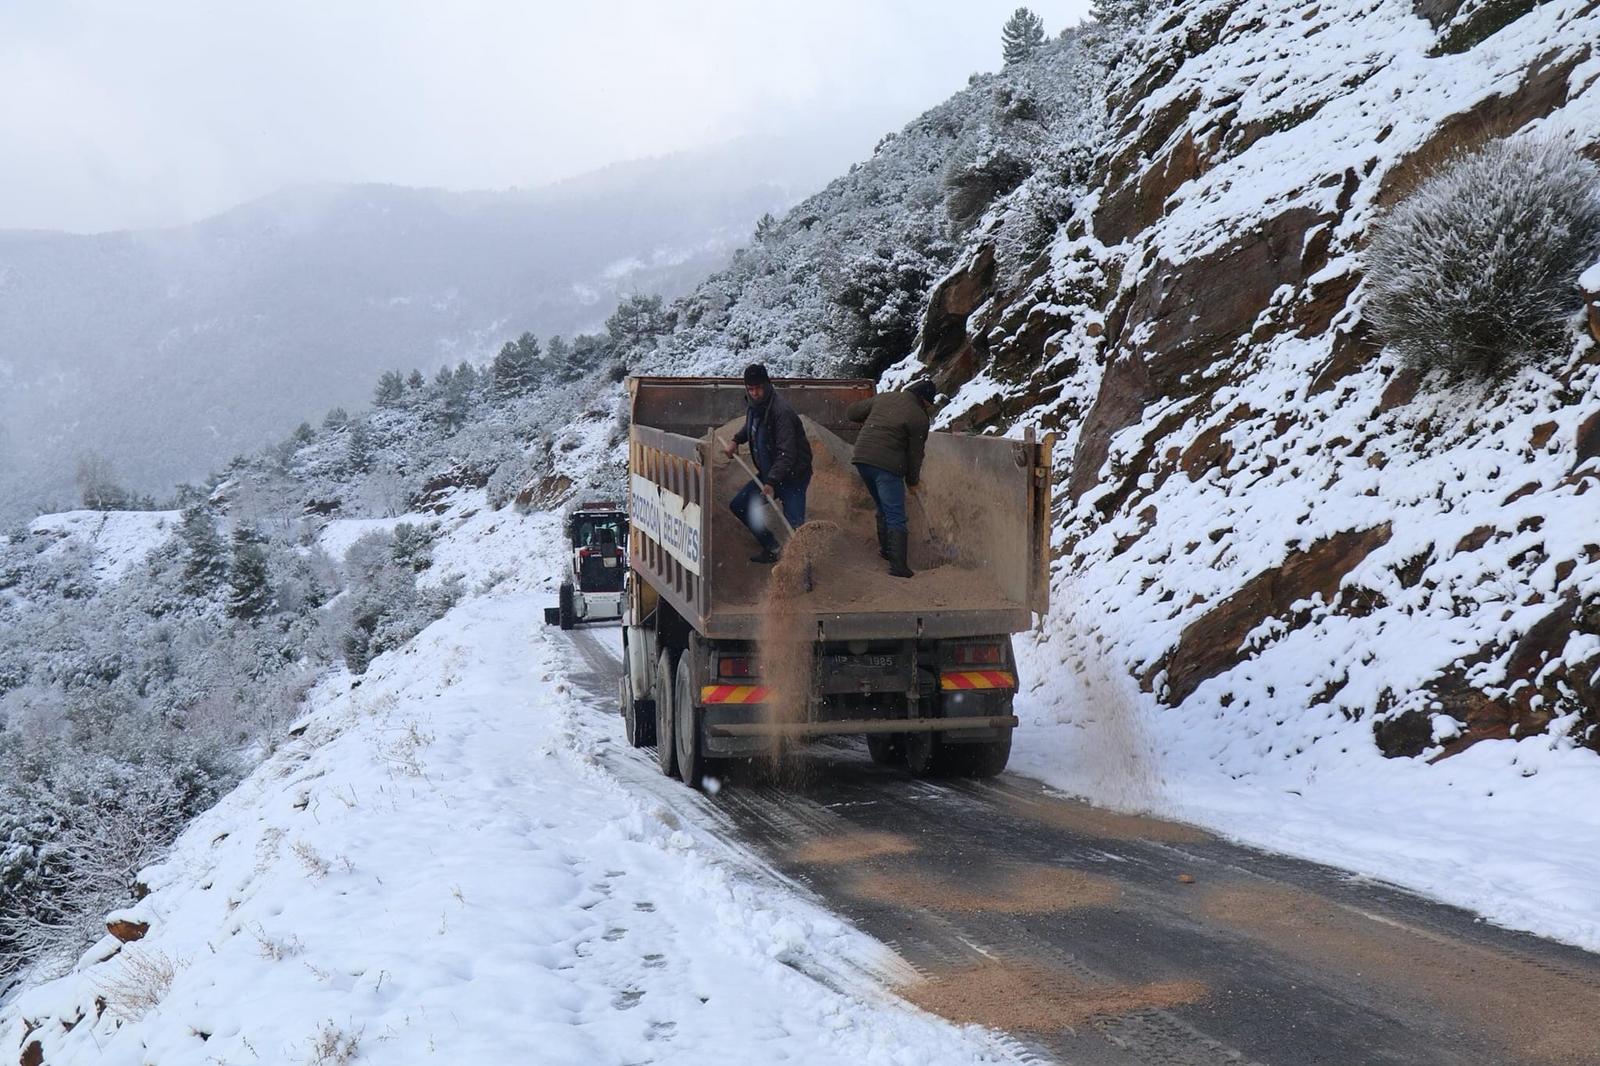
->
<box><xmin>562</xmin><ymin>624</ymin><xmax>1600</xmax><ymax>1066</ymax></box>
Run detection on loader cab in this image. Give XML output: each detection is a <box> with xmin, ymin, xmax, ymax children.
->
<box><xmin>545</xmin><ymin>503</ymin><xmax>629</xmax><ymax>630</ymax></box>
<box><xmin>570</xmin><ymin>508</ymin><xmax>627</xmax><ymax>594</ymax></box>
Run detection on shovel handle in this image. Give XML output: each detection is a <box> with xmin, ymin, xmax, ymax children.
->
<box><xmin>718</xmin><ymin>437</ymin><xmax>797</xmax><ymax>542</ymax></box>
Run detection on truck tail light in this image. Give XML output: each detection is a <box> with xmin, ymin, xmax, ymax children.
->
<box><xmin>718</xmin><ymin>655</ymin><xmax>756</xmax><ymax>679</ymax></box>
<box><xmin>951</xmin><ymin>643</ymin><xmax>1004</xmax><ymax>666</ymax></box>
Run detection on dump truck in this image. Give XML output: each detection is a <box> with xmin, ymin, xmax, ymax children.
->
<box><xmin>617</xmin><ymin>376</ymin><xmax>1053</xmax><ymax>788</ymax></box>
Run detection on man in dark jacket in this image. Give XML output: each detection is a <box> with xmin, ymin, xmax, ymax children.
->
<box><xmin>723</xmin><ymin>363</ymin><xmax>814</xmax><ymax>563</ymax></box>
<box><xmin>846</xmin><ymin>379</ymin><xmax>937</xmax><ymax>578</ymax></box>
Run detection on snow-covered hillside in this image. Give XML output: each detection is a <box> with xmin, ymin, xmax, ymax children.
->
<box><xmin>7</xmin><ymin>0</ymin><xmax>1600</xmax><ymax>1052</ymax></box>
<box><xmin>899</xmin><ymin>0</ymin><xmax>1600</xmax><ymax>946</ymax></box>
<box><xmin>23</xmin><ymin>511</ymin><xmax>180</xmax><ymax>586</ymax></box>
<box><xmin>2</xmin><ymin>498</ymin><xmax>1011</xmax><ymax>1066</ymax></box>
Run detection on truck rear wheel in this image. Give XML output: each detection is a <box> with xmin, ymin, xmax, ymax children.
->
<box><xmin>654</xmin><ymin>650</ymin><xmax>678</xmax><ymax>777</ymax></box>
<box><xmin>673</xmin><ymin>659</ymin><xmax>706</xmax><ymax>789</ymax></box>
<box><xmin>558</xmin><ymin>582</ymin><xmax>577</xmax><ymax>630</ymax></box>
<box><xmin>866</xmin><ymin>734</ymin><xmax>904</xmax><ymax>767</ymax></box>
<box><xmin>952</xmin><ymin>732</ymin><xmax>1012</xmax><ymax>778</ymax></box>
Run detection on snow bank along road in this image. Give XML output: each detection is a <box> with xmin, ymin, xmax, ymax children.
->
<box><xmin>563</xmin><ymin>624</ymin><xmax>1600</xmax><ymax>1066</ymax></box>
<box><xmin>3</xmin><ymin>583</ymin><xmax>1015</xmax><ymax>1066</ymax></box>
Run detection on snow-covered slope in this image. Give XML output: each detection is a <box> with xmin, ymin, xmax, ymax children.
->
<box><xmin>908</xmin><ymin>0</ymin><xmax>1600</xmax><ymax>947</ymax></box>
<box><xmin>1</xmin><ymin>497</ymin><xmax>1011</xmax><ymax>1065</ymax></box>
<box><xmin>24</xmin><ymin>510</ymin><xmax>181</xmax><ymax>585</ymax></box>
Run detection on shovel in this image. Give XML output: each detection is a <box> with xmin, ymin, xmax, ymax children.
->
<box><xmin>718</xmin><ymin>437</ymin><xmax>814</xmax><ymax>592</ymax></box>
<box><xmin>908</xmin><ymin>485</ymin><xmax>960</xmax><ymax>563</ymax></box>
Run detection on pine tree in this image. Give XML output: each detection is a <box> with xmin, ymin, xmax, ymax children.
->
<box><xmin>291</xmin><ymin>422</ymin><xmax>314</xmax><ymax>445</ymax></box>
<box><xmin>323</xmin><ymin>406</ymin><xmax>350</xmax><ymax>430</ymax></box>
<box><xmin>568</xmin><ymin>334</ymin><xmax>612</xmax><ymax>380</ymax></box>
<box><xmin>605</xmin><ymin>294</ymin><xmax>669</xmax><ymax>353</ymax></box>
<box><xmin>1001</xmin><ymin>7</ymin><xmax>1045</xmax><ymax>64</ymax></box>
<box><xmin>545</xmin><ymin>335</ymin><xmax>570</xmax><ymax>368</ymax></box>
<box><xmin>374</xmin><ymin>371</ymin><xmax>404</xmax><ymax>407</ymax></box>
<box><xmin>226</xmin><ymin>526</ymin><xmax>273</xmax><ymax>621</ymax></box>
<box><xmin>406</xmin><ymin>368</ymin><xmax>425</xmax><ymax>391</ymax></box>
<box><xmin>346</xmin><ymin>421</ymin><xmax>373</xmax><ymax>474</ymax></box>
<box><xmin>492</xmin><ymin>333</ymin><xmax>541</xmax><ymax>396</ymax></box>
<box><xmin>177</xmin><ymin>505</ymin><xmax>227</xmax><ymax>596</ymax></box>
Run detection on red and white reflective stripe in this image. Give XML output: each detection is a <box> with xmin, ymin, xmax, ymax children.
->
<box><xmin>939</xmin><ymin>670</ymin><xmax>1016</xmax><ymax>691</ymax></box>
<box><xmin>700</xmin><ymin>685</ymin><xmax>772</xmax><ymax>704</ymax></box>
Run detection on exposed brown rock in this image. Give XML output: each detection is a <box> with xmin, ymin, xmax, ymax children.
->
<box><xmin>920</xmin><ymin>243</ymin><xmax>997</xmax><ymax>369</ymax></box>
<box><xmin>1162</xmin><ymin>524</ymin><xmax>1394</xmax><ymax>705</ymax></box>
<box><xmin>1530</xmin><ymin>421</ymin><xmax>1557</xmax><ymax>449</ymax></box>
<box><xmin>1574</xmin><ymin>409</ymin><xmax>1600</xmax><ymax>468</ymax></box>
<box><xmin>1309</xmin><ymin>322</ymin><xmax>1383</xmax><ymax>396</ymax></box>
<box><xmin>1376</xmin><ymin>46</ymin><xmax>1591</xmax><ymax>208</ymax></box>
<box><xmin>1180</xmin><ymin>423</ymin><xmax>1234</xmax><ymax>482</ymax></box>
<box><xmin>1125</xmin><ymin>209</ymin><xmax>1322</xmax><ymax>375</ymax></box>
<box><xmin>106</xmin><ymin>919</ymin><xmax>149</xmax><ymax>943</ymax></box>
<box><xmin>1097</xmin><ymin>92</ymin><xmax>1204</xmax><ymax>242</ymax></box>
<box><xmin>1455</xmin><ymin>526</ymin><xmax>1496</xmax><ymax>554</ymax></box>
<box><xmin>516</xmin><ymin>474</ymin><xmax>573</xmax><ymax>509</ymax></box>
<box><xmin>1502</xmin><ymin>480</ymin><xmax>1541</xmax><ymax>505</ymax></box>
<box><xmin>20</xmin><ymin>1041</ymin><xmax>43</xmax><ymax>1066</ymax></box>
<box><xmin>1586</xmin><ymin>284</ymin><xmax>1600</xmax><ymax>344</ymax></box>
<box><xmin>1379</xmin><ymin>368</ymin><xmax>1421</xmax><ymax>410</ymax></box>
<box><xmin>1295</xmin><ymin>269</ymin><xmax>1360</xmax><ymax>344</ymax></box>
<box><xmin>1068</xmin><ymin>353</ymin><xmax>1153</xmax><ymax>504</ymax></box>
<box><xmin>414</xmin><ymin>463</ymin><xmax>492</xmax><ymax>514</ymax></box>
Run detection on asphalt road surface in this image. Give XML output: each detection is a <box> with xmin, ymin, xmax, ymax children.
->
<box><xmin>562</xmin><ymin>624</ymin><xmax>1600</xmax><ymax>1066</ymax></box>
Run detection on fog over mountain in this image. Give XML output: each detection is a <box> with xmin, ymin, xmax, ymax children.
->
<box><xmin>0</xmin><ymin>136</ymin><xmax>836</xmax><ymax>522</ymax></box>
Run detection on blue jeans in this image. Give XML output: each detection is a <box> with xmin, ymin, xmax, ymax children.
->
<box><xmin>855</xmin><ymin>463</ymin><xmax>908</xmax><ymax>532</ymax></box>
<box><xmin>730</xmin><ymin>473</ymin><xmax>809</xmax><ymax>551</ymax></box>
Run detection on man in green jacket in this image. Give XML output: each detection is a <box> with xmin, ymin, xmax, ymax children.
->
<box><xmin>846</xmin><ymin>379</ymin><xmax>938</xmax><ymax>578</ymax></box>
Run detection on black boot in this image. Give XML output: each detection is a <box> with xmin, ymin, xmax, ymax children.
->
<box><xmin>875</xmin><ymin>514</ymin><xmax>889</xmax><ymax>560</ymax></box>
<box><xmin>887</xmin><ymin>529</ymin><xmax>913</xmax><ymax>578</ymax></box>
<box><xmin>751</xmin><ymin>536</ymin><xmax>780</xmax><ymax>564</ymax></box>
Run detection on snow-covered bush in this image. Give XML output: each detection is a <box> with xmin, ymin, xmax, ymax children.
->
<box><xmin>1365</xmin><ymin>137</ymin><xmax>1600</xmax><ymax>379</ymax></box>
<box><xmin>334</xmin><ymin>532</ymin><xmax>458</xmax><ymax>674</ymax></box>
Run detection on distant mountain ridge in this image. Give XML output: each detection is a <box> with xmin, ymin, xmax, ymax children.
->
<box><xmin>0</xmin><ymin>138</ymin><xmax>837</xmax><ymax>522</ymax></box>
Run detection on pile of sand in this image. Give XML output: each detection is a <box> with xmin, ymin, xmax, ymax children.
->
<box><xmin>706</xmin><ymin>416</ymin><xmax>1018</xmax><ymax>613</ymax></box>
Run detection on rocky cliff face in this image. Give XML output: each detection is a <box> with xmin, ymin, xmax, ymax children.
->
<box><xmin>923</xmin><ymin>0</ymin><xmax>1600</xmax><ymax>757</ymax></box>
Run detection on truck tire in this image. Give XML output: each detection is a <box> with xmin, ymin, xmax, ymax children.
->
<box><xmin>655</xmin><ymin>649</ymin><xmax>678</xmax><ymax>777</ymax></box>
<box><xmin>620</xmin><ymin>669</ymin><xmax>655</xmax><ymax>748</ymax></box>
<box><xmin>953</xmin><ymin>731</ymin><xmax>1012</xmax><ymax>778</ymax></box>
<box><xmin>866</xmin><ymin>734</ymin><xmax>905</xmax><ymax>767</ymax></box>
<box><xmin>620</xmin><ymin>630</ymin><xmax>655</xmax><ymax>748</ymax></box>
<box><xmin>558</xmin><ymin>582</ymin><xmax>577</xmax><ymax>630</ymax></box>
<box><xmin>674</xmin><ymin>659</ymin><xmax>706</xmax><ymax>790</ymax></box>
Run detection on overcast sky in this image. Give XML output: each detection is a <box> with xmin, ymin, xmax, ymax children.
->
<box><xmin>0</xmin><ymin>1</ymin><xmax>1093</xmax><ymax>233</ymax></box>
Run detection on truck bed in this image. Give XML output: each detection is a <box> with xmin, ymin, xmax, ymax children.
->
<box><xmin>705</xmin><ymin>417</ymin><xmax>1029</xmax><ymax>640</ymax></box>
<box><xmin>626</xmin><ymin>376</ymin><xmax>1050</xmax><ymax>643</ymax></box>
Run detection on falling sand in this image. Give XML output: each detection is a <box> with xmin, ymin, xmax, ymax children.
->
<box><xmin>902</xmin><ymin>962</ymin><xmax>1207</xmax><ymax>1034</ymax></box>
<box><xmin>850</xmin><ymin>863</ymin><xmax>1118</xmax><ymax>914</ymax></box>
<box><xmin>756</xmin><ymin>520</ymin><xmax>840</xmax><ymax>760</ymax></box>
